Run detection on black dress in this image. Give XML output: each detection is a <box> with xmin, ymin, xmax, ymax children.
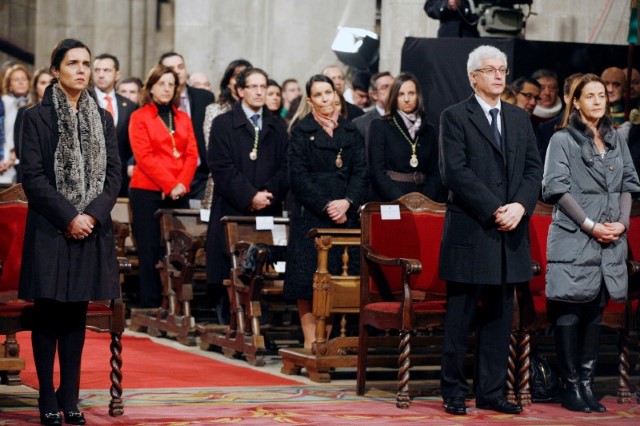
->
<box><xmin>367</xmin><ymin>113</ymin><xmax>445</xmax><ymax>202</ymax></box>
<box><xmin>283</xmin><ymin>114</ymin><xmax>368</xmax><ymax>301</ymax></box>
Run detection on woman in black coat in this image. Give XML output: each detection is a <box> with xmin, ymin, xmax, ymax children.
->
<box><xmin>19</xmin><ymin>39</ymin><xmax>121</xmax><ymax>425</ymax></box>
<box><xmin>367</xmin><ymin>72</ymin><xmax>445</xmax><ymax>202</ymax></box>
<box><xmin>284</xmin><ymin>75</ymin><xmax>368</xmax><ymax>348</ymax></box>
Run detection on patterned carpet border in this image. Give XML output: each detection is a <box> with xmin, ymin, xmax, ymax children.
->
<box><xmin>1</xmin><ymin>384</ymin><xmax>639</xmax><ymax>425</ymax></box>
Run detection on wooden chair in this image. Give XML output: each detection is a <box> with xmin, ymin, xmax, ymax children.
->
<box><xmin>0</xmin><ymin>184</ymin><xmax>129</xmax><ymax>417</ymax></box>
<box><xmin>356</xmin><ymin>192</ymin><xmax>448</xmax><ymax>408</ymax></box>
<box><xmin>198</xmin><ymin>216</ymin><xmax>292</xmax><ymax>366</ymax></box>
<box><xmin>129</xmin><ymin>208</ymin><xmax>207</xmax><ymax>346</ymax></box>
<box><xmin>517</xmin><ymin>200</ymin><xmax>640</xmax><ymax>405</ymax></box>
<box><xmin>278</xmin><ymin>227</ymin><xmax>361</xmax><ymax>382</ymax></box>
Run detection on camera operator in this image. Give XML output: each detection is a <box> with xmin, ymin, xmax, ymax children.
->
<box><xmin>424</xmin><ymin>0</ymin><xmax>480</xmax><ymax>38</ymax></box>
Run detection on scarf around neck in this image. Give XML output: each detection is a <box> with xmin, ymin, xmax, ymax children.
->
<box><xmin>311</xmin><ymin>108</ymin><xmax>339</xmax><ymax>137</ymax></box>
<box><xmin>398</xmin><ymin>110</ymin><xmax>421</xmax><ymax>139</ymax></box>
<box><xmin>52</xmin><ymin>84</ymin><xmax>107</xmax><ymax>212</ymax></box>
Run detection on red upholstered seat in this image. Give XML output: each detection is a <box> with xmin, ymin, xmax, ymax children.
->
<box><xmin>516</xmin><ymin>200</ymin><xmax>639</xmax><ymax>405</ymax></box>
<box><xmin>0</xmin><ymin>184</ymin><xmax>127</xmax><ymax>416</ymax></box>
<box><xmin>356</xmin><ymin>193</ymin><xmax>448</xmax><ymax>409</ymax></box>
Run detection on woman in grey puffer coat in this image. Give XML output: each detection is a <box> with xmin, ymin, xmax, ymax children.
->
<box><xmin>543</xmin><ymin>74</ymin><xmax>640</xmax><ymax>413</ymax></box>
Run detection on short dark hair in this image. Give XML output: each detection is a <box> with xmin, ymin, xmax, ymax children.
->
<box><xmin>305</xmin><ymin>74</ymin><xmax>334</xmax><ymax>97</ymax></box>
<box><xmin>531</xmin><ymin>68</ymin><xmax>557</xmax><ymax>82</ymax></box>
<box><xmin>511</xmin><ymin>76</ymin><xmax>541</xmax><ymax>93</ymax></box>
<box><xmin>282</xmin><ymin>78</ymin><xmax>298</xmax><ymax>91</ymax></box>
<box><xmin>218</xmin><ymin>59</ymin><xmax>252</xmax><ymax>106</ymax></box>
<box><xmin>94</xmin><ymin>53</ymin><xmax>120</xmax><ymax>71</ymax></box>
<box><xmin>50</xmin><ymin>39</ymin><xmax>91</xmax><ymax>74</ymax></box>
<box><xmin>158</xmin><ymin>52</ymin><xmax>184</xmax><ymax>65</ymax></box>
<box><xmin>235</xmin><ymin>68</ymin><xmax>268</xmax><ymax>90</ymax></box>
<box><xmin>140</xmin><ymin>65</ymin><xmax>180</xmax><ymax>107</ymax></box>
<box><xmin>117</xmin><ymin>76</ymin><xmax>143</xmax><ymax>90</ymax></box>
<box><xmin>369</xmin><ymin>71</ymin><xmax>392</xmax><ymax>91</ymax></box>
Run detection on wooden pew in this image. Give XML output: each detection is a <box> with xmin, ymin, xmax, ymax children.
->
<box><xmin>129</xmin><ymin>208</ymin><xmax>207</xmax><ymax>346</ymax></box>
<box><xmin>198</xmin><ymin>216</ymin><xmax>294</xmax><ymax>366</ymax></box>
<box><xmin>278</xmin><ymin>228</ymin><xmax>362</xmax><ymax>383</ymax></box>
<box><xmin>0</xmin><ymin>184</ymin><xmax>130</xmax><ymax>416</ymax></box>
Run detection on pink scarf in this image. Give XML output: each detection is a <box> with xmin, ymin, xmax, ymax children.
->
<box><xmin>312</xmin><ymin>108</ymin><xmax>339</xmax><ymax>137</ymax></box>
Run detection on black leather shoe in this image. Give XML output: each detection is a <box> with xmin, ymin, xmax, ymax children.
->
<box><xmin>40</xmin><ymin>411</ymin><xmax>63</xmax><ymax>426</ymax></box>
<box><xmin>443</xmin><ymin>397</ymin><xmax>467</xmax><ymax>415</ymax></box>
<box><xmin>476</xmin><ymin>397</ymin><xmax>523</xmax><ymax>414</ymax></box>
<box><xmin>62</xmin><ymin>410</ymin><xmax>86</xmax><ymax>425</ymax></box>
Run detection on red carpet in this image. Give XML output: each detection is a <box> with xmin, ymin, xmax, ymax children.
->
<box><xmin>16</xmin><ymin>330</ymin><xmax>298</xmax><ymax>389</ymax></box>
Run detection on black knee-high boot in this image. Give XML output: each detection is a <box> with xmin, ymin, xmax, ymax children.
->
<box><xmin>578</xmin><ymin>323</ymin><xmax>606</xmax><ymax>412</ymax></box>
<box><xmin>555</xmin><ymin>325</ymin><xmax>591</xmax><ymax>412</ymax></box>
<box><xmin>31</xmin><ymin>300</ymin><xmax>59</xmax><ymax>414</ymax></box>
<box><xmin>56</xmin><ymin>302</ymin><xmax>88</xmax><ymax>412</ymax></box>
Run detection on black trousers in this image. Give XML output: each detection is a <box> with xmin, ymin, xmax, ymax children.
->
<box><xmin>129</xmin><ymin>188</ymin><xmax>189</xmax><ymax>307</ymax></box>
<box><xmin>440</xmin><ymin>281</ymin><xmax>516</xmax><ymax>401</ymax></box>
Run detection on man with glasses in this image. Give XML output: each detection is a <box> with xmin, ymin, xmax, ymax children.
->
<box><xmin>438</xmin><ymin>45</ymin><xmax>542</xmax><ymax>416</ymax></box>
<box><xmin>205</xmin><ymin>68</ymin><xmax>289</xmax><ymax>320</ymax></box>
<box><xmin>511</xmin><ymin>76</ymin><xmax>542</xmax><ymax>119</ymax></box>
<box><xmin>532</xmin><ymin>69</ymin><xmax>562</xmax><ymax>125</ymax></box>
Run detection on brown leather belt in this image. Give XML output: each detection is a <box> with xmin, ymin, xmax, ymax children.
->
<box><xmin>385</xmin><ymin>170</ymin><xmax>426</xmax><ymax>184</ymax></box>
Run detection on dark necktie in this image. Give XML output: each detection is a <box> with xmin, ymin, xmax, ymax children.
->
<box><xmin>489</xmin><ymin>108</ymin><xmax>502</xmax><ymax>149</ymax></box>
<box><xmin>250</xmin><ymin>114</ymin><xmax>260</xmax><ymax>131</ymax></box>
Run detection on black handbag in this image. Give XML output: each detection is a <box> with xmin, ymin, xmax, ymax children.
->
<box><xmin>529</xmin><ymin>354</ymin><xmax>562</xmax><ymax>403</ymax></box>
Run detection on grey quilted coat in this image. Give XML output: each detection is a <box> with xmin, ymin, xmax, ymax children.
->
<box><xmin>543</xmin><ymin>115</ymin><xmax>640</xmax><ymax>303</ymax></box>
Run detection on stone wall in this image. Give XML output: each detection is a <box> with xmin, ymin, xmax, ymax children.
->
<box><xmin>1</xmin><ymin>0</ymin><xmax>635</xmax><ymax>88</ymax></box>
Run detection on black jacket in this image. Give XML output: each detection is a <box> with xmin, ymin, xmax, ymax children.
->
<box><xmin>205</xmin><ymin>103</ymin><xmax>289</xmax><ymax>285</ymax></box>
<box><xmin>438</xmin><ymin>95</ymin><xmax>542</xmax><ymax>284</ymax></box>
<box><xmin>187</xmin><ymin>85</ymin><xmax>215</xmax><ymax>175</ymax></box>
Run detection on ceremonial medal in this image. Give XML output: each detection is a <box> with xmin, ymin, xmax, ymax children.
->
<box><xmin>410</xmin><ymin>155</ymin><xmax>418</xmax><ymax>168</ymax></box>
<box><xmin>173</xmin><ymin>148</ymin><xmax>181</xmax><ymax>159</ymax></box>
<box><xmin>335</xmin><ymin>148</ymin><xmax>343</xmax><ymax>168</ymax></box>
<box><xmin>249</xmin><ymin>149</ymin><xmax>258</xmax><ymax>161</ymax></box>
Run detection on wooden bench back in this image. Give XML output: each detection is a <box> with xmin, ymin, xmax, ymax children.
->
<box><xmin>221</xmin><ymin>216</ymin><xmax>289</xmax><ymax>254</ymax></box>
<box><xmin>0</xmin><ymin>185</ymin><xmax>28</xmax><ymax>294</ymax></box>
<box><xmin>360</xmin><ymin>192</ymin><xmax>446</xmax><ymax>300</ymax></box>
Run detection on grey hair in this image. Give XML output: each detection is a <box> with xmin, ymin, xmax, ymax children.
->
<box><xmin>466</xmin><ymin>45</ymin><xmax>508</xmax><ymax>89</ymax></box>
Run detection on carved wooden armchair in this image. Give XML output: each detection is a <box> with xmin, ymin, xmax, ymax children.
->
<box><xmin>516</xmin><ymin>200</ymin><xmax>640</xmax><ymax>405</ymax></box>
<box><xmin>0</xmin><ymin>184</ymin><xmax>129</xmax><ymax>417</ymax></box>
<box><xmin>356</xmin><ymin>193</ymin><xmax>448</xmax><ymax>408</ymax></box>
<box><xmin>198</xmin><ymin>216</ymin><xmax>290</xmax><ymax>366</ymax></box>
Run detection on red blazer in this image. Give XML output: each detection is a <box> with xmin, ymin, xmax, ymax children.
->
<box><xmin>129</xmin><ymin>103</ymin><xmax>198</xmax><ymax>194</ymax></box>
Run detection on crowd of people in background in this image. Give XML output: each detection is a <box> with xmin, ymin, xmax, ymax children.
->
<box><xmin>2</xmin><ymin>34</ymin><xmax>640</xmax><ymax>422</ymax></box>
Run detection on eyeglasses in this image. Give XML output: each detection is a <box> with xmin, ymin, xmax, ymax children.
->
<box><xmin>518</xmin><ymin>91</ymin><xmax>541</xmax><ymax>102</ymax></box>
<box><xmin>245</xmin><ymin>84</ymin><xmax>267</xmax><ymax>91</ymax></box>
<box><xmin>474</xmin><ymin>67</ymin><xmax>510</xmax><ymax>76</ymax></box>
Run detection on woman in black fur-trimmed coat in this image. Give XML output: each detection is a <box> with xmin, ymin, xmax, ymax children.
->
<box><xmin>284</xmin><ymin>75</ymin><xmax>367</xmax><ymax>349</ymax></box>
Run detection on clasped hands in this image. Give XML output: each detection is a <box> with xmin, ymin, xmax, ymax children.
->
<box><xmin>250</xmin><ymin>190</ymin><xmax>274</xmax><ymax>211</ymax></box>
<box><xmin>327</xmin><ymin>199</ymin><xmax>350</xmax><ymax>225</ymax></box>
<box><xmin>65</xmin><ymin>213</ymin><xmax>96</xmax><ymax>240</ymax></box>
<box><xmin>494</xmin><ymin>202</ymin><xmax>525</xmax><ymax>231</ymax></box>
<box><xmin>169</xmin><ymin>183</ymin><xmax>187</xmax><ymax>201</ymax></box>
<box><xmin>591</xmin><ymin>222</ymin><xmax>625</xmax><ymax>243</ymax></box>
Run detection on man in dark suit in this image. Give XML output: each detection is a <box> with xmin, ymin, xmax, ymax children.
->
<box><xmin>438</xmin><ymin>45</ymin><xmax>542</xmax><ymax>416</ymax></box>
<box><xmin>159</xmin><ymin>52</ymin><xmax>215</xmax><ymax>201</ymax></box>
<box><xmin>353</xmin><ymin>71</ymin><xmax>394</xmax><ymax>139</ymax></box>
<box><xmin>424</xmin><ymin>0</ymin><xmax>480</xmax><ymax>38</ymax></box>
<box><xmin>206</xmin><ymin>68</ymin><xmax>289</xmax><ymax>323</ymax></box>
<box><xmin>93</xmin><ymin>53</ymin><xmax>137</xmax><ymax>197</ymax></box>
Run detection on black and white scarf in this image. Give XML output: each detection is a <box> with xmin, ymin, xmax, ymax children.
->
<box><xmin>52</xmin><ymin>84</ymin><xmax>106</xmax><ymax>212</ymax></box>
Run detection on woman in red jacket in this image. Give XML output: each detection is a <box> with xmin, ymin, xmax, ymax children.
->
<box><xmin>129</xmin><ymin>64</ymin><xmax>198</xmax><ymax>307</ymax></box>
